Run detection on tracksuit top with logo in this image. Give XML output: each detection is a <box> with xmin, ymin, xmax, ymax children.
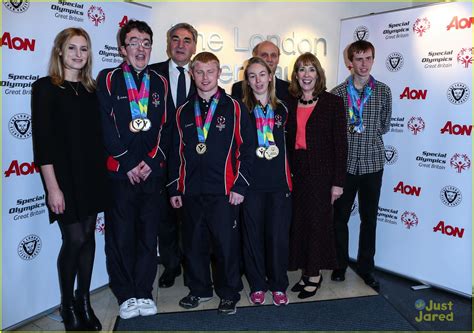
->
<box><xmin>96</xmin><ymin>64</ymin><xmax>171</xmax><ymax>180</ymax></box>
<box><xmin>248</xmin><ymin>102</ymin><xmax>292</xmax><ymax>193</ymax></box>
<box><xmin>168</xmin><ymin>87</ymin><xmax>255</xmax><ymax>196</ymax></box>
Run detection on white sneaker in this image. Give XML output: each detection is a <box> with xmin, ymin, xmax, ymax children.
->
<box><xmin>119</xmin><ymin>298</ymin><xmax>140</xmax><ymax>319</ymax></box>
<box><xmin>137</xmin><ymin>298</ymin><xmax>158</xmax><ymax>316</ymax></box>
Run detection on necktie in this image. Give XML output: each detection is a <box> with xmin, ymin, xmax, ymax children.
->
<box><xmin>176</xmin><ymin>66</ymin><xmax>186</xmax><ymax>107</ymax></box>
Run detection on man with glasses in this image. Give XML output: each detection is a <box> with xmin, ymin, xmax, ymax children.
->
<box><xmin>97</xmin><ymin>20</ymin><xmax>171</xmax><ymax>320</ymax></box>
<box><xmin>150</xmin><ymin>23</ymin><xmax>198</xmax><ymax>289</ymax></box>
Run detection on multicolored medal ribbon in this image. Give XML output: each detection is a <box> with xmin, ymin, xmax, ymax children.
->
<box><xmin>346</xmin><ymin>75</ymin><xmax>375</xmax><ymax>134</ymax></box>
<box><xmin>253</xmin><ymin>103</ymin><xmax>279</xmax><ymax>160</ymax></box>
<box><xmin>122</xmin><ymin>62</ymin><xmax>151</xmax><ymax>132</ymax></box>
<box><xmin>194</xmin><ymin>90</ymin><xmax>221</xmax><ymax>154</ymax></box>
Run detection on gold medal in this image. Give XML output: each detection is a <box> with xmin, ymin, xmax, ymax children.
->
<box><xmin>142</xmin><ymin>118</ymin><xmax>152</xmax><ymax>131</ymax></box>
<box><xmin>348</xmin><ymin>124</ymin><xmax>356</xmax><ymax>134</ymax></box>
<box><xmin>196</xmin><ymin>142</ymin><xmax>207</xmax><ymax>154</ymax></box>
<box><xmin>256</xmin><ymin>147</ymin><xmax>266</xmax><ymax>159</ymax></box>
<box><xmin>264</xmin><ymin>145</ymin><xmax>279</xmax><ymax>160</ymax></box>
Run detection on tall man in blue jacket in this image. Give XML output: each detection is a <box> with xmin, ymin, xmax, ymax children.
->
<box><xmin>97</xmin><ymin>20</ymin><xmax>170</xmax><ymax>320</ymax></box>
<box><xmin>168</xmin><ymin>52</ymin><xmax>255</xmax><ymax>315</ymax></box>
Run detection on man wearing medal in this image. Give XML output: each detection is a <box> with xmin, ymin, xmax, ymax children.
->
<box><xmin>330</xmin><ymin>40</ymin><xmax>392</xmax><ymax>289</ymax></box>
<box><xmin>168</xmin><ymin>52</ymin><xmax>255</xmax><ymax>315</ymax></box>
<box><xmin>97</xmin><ymin>20</ymin><xmax>171</xmax><ymax>320</ymax></box>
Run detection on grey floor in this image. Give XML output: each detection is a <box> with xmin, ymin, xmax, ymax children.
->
<box><xmin>13</xmin><ymin>265</ymin><xmax>376</xmax><ymax>332</ymax></box>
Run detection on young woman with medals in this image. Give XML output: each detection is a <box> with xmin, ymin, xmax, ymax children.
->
<box><xmin>286</xmin><ymin>53</ymin><xmax>347</xmax><ymax>299</ymax></box>
<box><xmin>32</xmin><ymin>28</ymin><xmax>107</xmax><ymax>331</ymax></box>
<box><xmin>241</xmin><ymin>57</ymin><xmax>293</xmax><ymax>306</ymax></box>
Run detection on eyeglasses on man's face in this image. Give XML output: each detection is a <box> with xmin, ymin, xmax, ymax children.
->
<box><xmin>125</xmin><ymin>38</ymin><xmax>152</xmax><ymax>49</ymax></box>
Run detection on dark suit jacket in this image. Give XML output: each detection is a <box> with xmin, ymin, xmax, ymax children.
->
<box><xmin>231</xmin><ymin>77</ymin><xmax>289</xmax><ymax>102</ymax></box>
<box><xmin>286</xmin><ymin>91</ymin><xmax>348</xmax><ymax>187</ymax></box>
<box><xmin>150</xmin><ymin>59</ymin><xmax>196</xmax><ymax>109</ymax></box>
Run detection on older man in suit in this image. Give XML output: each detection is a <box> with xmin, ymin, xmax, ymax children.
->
<box><xmin>150</xmin><ymin>22</ymin><xmax>197</xmax><ymax>288</ymax></box>
<box><xmin>231</xmin><ymin>41</ymin><xmax>289</xmax><ymax>101</ymax></box>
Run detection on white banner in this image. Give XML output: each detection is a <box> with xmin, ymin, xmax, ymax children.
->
<box><xmin>337</xmin><ymin>2</ymin><xmax>472</xmax><ymax>296</ymax></box>
<box><xmin>2</xmin><ymin>1</ymin><xmax>150</xmax><ymax>329</ymax></box>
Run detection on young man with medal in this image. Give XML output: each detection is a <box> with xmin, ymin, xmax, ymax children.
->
<box><xmin>240</xmin><ymin>57</ymin><xmax>293</xmax><ymax>306</ymax></box>
<box><xmin>168</xmin><ymin>52</ymin><xmax>255</xmax><ymax>315</ymax></box>
<box><xmin>330</xmin><ymin>40</ymin><xmax>392</xmax><ymax>289</ymax></box>
<box><xmin>96</xmin><ymin>20</ymin><xmax>171</xmax><ymax>319</ymax></box>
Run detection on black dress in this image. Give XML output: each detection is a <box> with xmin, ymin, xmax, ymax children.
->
<box><xmin>32</xmin><ymin>76</ymin><xmax>108</xmax><ymax>223</ymax></box>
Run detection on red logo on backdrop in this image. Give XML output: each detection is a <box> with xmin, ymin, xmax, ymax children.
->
<box><xmin>88</xmin><ymin>5</ymin><xmax>105</xmax><ymax>26</ymax></box>
<box><xmin>4</xmin><ymin>160</ymin><xmax>40</xmax><ymax>177</ymax></box>
<box><xmin>413</xmin><ymin>17</ymin><xmax>430</xmax><ymax>37</ymax></box>
<box><xmin>393</xmin><ymin>181</ymin><xmax>421</xmax><ymax>197</ymax></box>
<box><xmin>457</xmin><ymin>48</ymin><xmax>473</xmax><ymax>68</ymax></box>
<box><xmin>1</xmin><ymin>32</ymin><xmax>35</xmax><ymax>51</ymax></box>
<box><xmin>399</xmin><ymin>87</ymin><xmax>427</xmax><ymax>100</ymax></box>
<box><xmin>440</xmin><ymin>121</ymin><xmax>472</xmax><ymax>136</ymax></box>
<box><xmin>401</xmin><ymin>211</ymin><xmax>419</xmax><ymax>229</ymax></box>
<box><xmin>407</xmin><ymin>117</ymin><xmax>425</xmax><ymax>135</ymax></box>
<box><xmin>450</xmin><ymin>153</ymin><xmax>471</xmax><ymax>173</ymax></box>
<box><xmin>118</xmin><ymin>15</ymin><xmax>128</xmax><ymax>28</ymax></box>
<box><xmin>447</xmin><ymin>16</ymin><xmax>473</xmax><ymax>31</ymax></box>
<box><xmin>433</xmin><ymin>221</ymin><xmax>464</xmax><ymax>238</ymax></box>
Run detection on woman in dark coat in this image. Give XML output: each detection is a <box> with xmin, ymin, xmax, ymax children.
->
<box><xmin>286</xmin><ymin>52</ymin><xmax>347</xmax><ymax>299</ymax></box>
<box><xmin>32</xmin><ymin>27</ymin><xmax>107</xmax><ymax>331</ymax></box>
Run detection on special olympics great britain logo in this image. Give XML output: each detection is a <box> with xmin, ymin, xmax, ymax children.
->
<box><xmin>400</xmin><ymin>211</ymin><xmax>419</xmax><ymax>229</ymax></box>
<box><xmin>88</xmin><ymin>5</ymin><xmax>105</xmax><ymax>26</ymax></box>
<box><xmin>413</xmin><ymin>17</ymin><xmax>431</xmax><ymax>37</ymax></box>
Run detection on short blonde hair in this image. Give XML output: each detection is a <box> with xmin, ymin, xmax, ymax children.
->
<box><xmin>190</xmin><ymin>52</ymin><xmax>220</xmax><ymax>69</ymax></box>
<box><xmin>48</xmin><ymin>27</ymin><xmax>95</xmax><ymax>92</ymax></box>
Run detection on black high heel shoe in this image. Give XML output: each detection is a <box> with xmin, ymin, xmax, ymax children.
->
<box><xmin>297</xmin><ymin>275</ymin><xmax>323</xmax><ymax>299</ymax></box>
<box><xmin>75</xmin><ymin>291</ymin><xmax>102</xmax><ymax>331</ymax></box>
<box><xmin>60</xmin><ymin>304</ymin><xmax>84</xmax><ymax>331</ymax></box>
<box><xmin>291</xmin><ymin>275</ymin><xmax>310</xmax><ymax>292</ymax></box>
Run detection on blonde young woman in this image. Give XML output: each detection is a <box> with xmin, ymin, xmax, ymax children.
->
<box><xmin>241</xmin><ymin>57</ymin><xmax>292</xmax><ymax>306</ymax></box>
<box><xmin>32</xmin><ymin>27</ymin><xmax>107</xmax><ymax>331</ymax></box>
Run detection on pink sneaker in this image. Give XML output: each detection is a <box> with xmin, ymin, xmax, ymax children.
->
<box><xmin>272</xmin><ymin>291</ymin><xmax>289</xmax><ymax>306</ymax></box>
<box><xmin>249</xmin><ymin>291</ymin><xmax>266</xmax><ymax>305</ymax></box>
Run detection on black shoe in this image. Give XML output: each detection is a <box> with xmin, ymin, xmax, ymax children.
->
<box><xmin>331</xmin><ymin>269</ymin><xmax>346</xmax><ymax>282</ymax></box>
<box><xmin>291</xmin><ymin>275</ymin><xmax>309</xmax><ymax>293</ymax></box>
<box><xmin>74</xmin><ymin>291</ymin><xmax>102</xmax><ymax>331</ymax></box>
<box><xmin>297</xmin><ymin>275</ymin><xmax>323</xmax><ymax>299</ymax></box>
<box><xmin>218</xmin><ymin>299</ymin><xmax>237</xmax><ymax>315</ymax></box>
<box><xmin>159</xmin><ymin>267</ymin><xmax>181</xmax><ymax>288</ymax></box>
<box><xmin>179</xmin><ymin>294</ymin><xmax>212</xmax><ymax>309</ymax></box>
<box><xmin>360</xmin><ymin>273</ymin><xmax>380</xmax><ymax>289</ymax></box>
<box><xmin>60</xmin><ymin>304</ymin><xmax>85</xmax><ymax>331</ymax></box>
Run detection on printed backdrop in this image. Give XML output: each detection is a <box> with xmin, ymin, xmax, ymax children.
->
<box><xmin>2</xmin><ymin>2</ymin><xmax>151</xmax><ymax>329</ymax></box>
<box><xmin>337</xmin><ymin>1</ymin><xmax>472</xmax><ymax>296</ymax></box>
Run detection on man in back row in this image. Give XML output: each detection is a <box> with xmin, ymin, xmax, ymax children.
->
<box><xmin>151</xmin><ymin>22</ymin><xmax>198</xmax><ymax>289</ymax></box>
<box><xmin>231</xmin><ymin>40</ymin><xmax>289</xmax><ymax>101</ymax></box>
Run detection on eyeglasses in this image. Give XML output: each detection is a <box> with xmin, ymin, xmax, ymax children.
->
<box><xmin>125</xmin><ymin>39</ymin><xmax>152</xmax><ymax>49</ymax></box>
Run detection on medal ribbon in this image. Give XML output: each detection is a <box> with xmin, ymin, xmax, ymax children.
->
<box><xmin>194</xmin><ymin>90</ymin><xmax>221</xmax><ymax>143</ymax></box>
<box><xmin>253</xmin><ymin>104</ymin><xmax>275</xmax><ymax>148</ymax></box>
<box><xmin>122</xmin><ymin>62</ymin><xmax>150</xmax><ymax>121</ymax></box>
<box><xmin>346</xmin><ymin>75</ymin><xmax>375</xmax><ymax>133</ymax></box>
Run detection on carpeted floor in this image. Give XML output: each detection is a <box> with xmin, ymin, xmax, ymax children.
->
<box><xmin>114</xmin><ymin>294</ymin><xmax>416</xmax><ymax>331</ymax></box>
